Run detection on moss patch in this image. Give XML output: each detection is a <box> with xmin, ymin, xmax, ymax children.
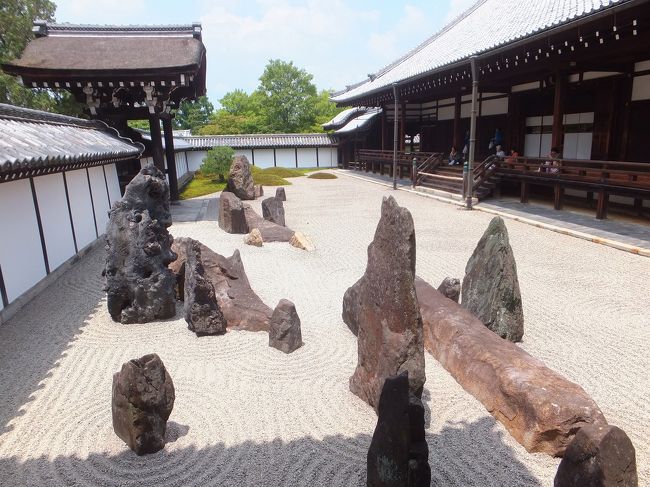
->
<box><xmin>179</xmin><ymin>175</ymin><xmax>226</xmax><ymax>200</ymax></box>
<box><xmin>307</xmin><ymin>172</ymin><xmax>338</xmax><ymax>179</ymax></box>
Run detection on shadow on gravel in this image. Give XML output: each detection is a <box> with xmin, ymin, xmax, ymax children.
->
<box><xmin>0</xmin><ymin>418</ymin><xmax>541</xmax><ymax>486</ymax></box>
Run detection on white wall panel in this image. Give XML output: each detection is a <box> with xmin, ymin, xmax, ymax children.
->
<box><xmin>481</xmin><ymin>97</ymin><xmax>508</xmax><ymax>116</ymax></box>
<box><xmin>88</xmin><ymin>166</ymin><xmax>110</xmax><ymax>234</ymax></box>
<box><xmin>276</xmin><ymin>149</ymin><xmax>296</xmax><ymax>168</ymax></box>
<box><xmin>576</xmin><ymin>133</ymin><xmax>593</xmax><ymax>160</ymax></box>
<box><xmin>540</xmin><ymin>134</ymin><xmax>553</xmax><ymax>157</ymax></box>
<box><xmin>104</xmin><ymin>164</ymin><xmax>122</xmax><ymax>204</ymax></box>
<box><xmin>438</xmin><ymin>105</ymin><xmax>454</xmax><ymax>120</ymax></box>
<box><xmin>33</xmin><ymin>173</ymin><xmax>76</xmax><ymax>270</ymax></box>
<box><xmin>632</xmin><ymin>75</ymin><xmax>650</xmax><ymax>101</ymax></box>
<box><xmin>233</xmin><ymin>149</ymin><xmax>253</xmax><ymax>165</ymax></box>
<box><xmin>564</xmin><ymin>133</ymin><xmax>578</xmax><ymax>159</ymax></box>
<box><xmin>297</xmin><ymin>148</ymin><xmax>318</xmax><ymax>168</ymax></box>
<box><xmin>186</xmin><ymin>151</ymin><xmax>206</xmax><ymax>171</ymax></box>
<box><xmin>0</xmin><ymin>179</ymin><xmax>47</xmax><ymax>302</ymax></box>
<box><xmin>66</xmin><ymin>169</ymin><xmax>97</xmax><ymax>249</ymax></box>
<box><xmin>524</xmin><ymin>134</ymin><xmax>541</xmax><ymax>157</ymax></box>
<box><xmin>252</xmin><ymin>149</ymin><xmax>274</xmax><ymax>168</ymax></box>
<box><xmin>317</xmin><ymin>148</ymin><xmax>335</xmax><ymax>167</ymax></box>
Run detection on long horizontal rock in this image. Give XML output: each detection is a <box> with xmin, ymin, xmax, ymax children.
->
<box><xmin>415</xmin><ymin>277</ymin><xmax>607</xmax><ymax>456</ymax></box>
<box><xmin>243</xmin><ymin>205</ymin><xmax>294</xmax><ymax>242</ymax></box>
<box><xmin>171</xmin><ymin>238</ymin><xmax>272</xmax><ymax>332</ymax></box>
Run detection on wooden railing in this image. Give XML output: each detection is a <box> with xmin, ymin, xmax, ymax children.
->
<box><xmin>472</xmin><ymin>155</ymin><xmax>500</xmax><ymax>193</ymax></box>
<box><xmin>356</xmin><ymin>150</ymin><xmax>442</xmax><ymax>183</ymax></box>
<box><xmin>493</xmin><ymin>156</ymin><xmax>650</xmax><ymax>218</ymax></box>
<box><xmin>415</xmin><ymin>152</ymin><xmax>444</xmax><ymax>186</ymax></box>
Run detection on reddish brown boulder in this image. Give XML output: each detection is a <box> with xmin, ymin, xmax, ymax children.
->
<box><xmin>416</xmin><ymin>277</ymin><xmax>607</xmax><ymax>456</ymax></box>
<box><xmin>254</xmin><ymin>184</ymin><xmax>264</xmax><ymax>198</ymax></box>
<box><xmin>112</xmin><ymin>353</ymin><xmax>175</xmax><ymax>455</ymax></box>
<box><xmin>262</xmin><ymin>196</ymin><xmax>286</xmax><ymax>226</ymax></box>
<box><xmin>218</xmin><ymin>191</ymin><xmax>249</xmax><ymax>234</ymax></box>
<box><xmin>225</xmin><ymin>155</ymin><xmax>255</xmax><ymax>200</ymax></box>
<box><xmin>346</xmin><ymin>196</ymin><xmax>425</xmax><ymax>410</ymax></box>
<box><xmin>555</xmin><ymin>425</ymin><xmax>638</xmax><ymax>486</ymax></box>
<box><xmin>171</xmin><ymin>238</ymin><xmax>272</xmax><ymax>332</ymax></box>
<box><xmin>243</xmin><ymin>204</ymin><xmax>294</xmax><ymax>242</ymax></box>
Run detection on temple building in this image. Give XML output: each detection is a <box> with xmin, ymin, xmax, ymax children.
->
<box><xmin>332</xmin><ymin>0</ymin><xmax>650</xmax><ymax>218</ymax></box>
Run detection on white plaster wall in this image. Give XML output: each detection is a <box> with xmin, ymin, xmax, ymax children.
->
<box><xmin>252</xmin><ymin>149</ymin><xmax>274</xmax><ymax>169</ymax></box>
<box><xmin>481</xmin><ymin>97</ymin><xmax>508</xmax><ymax>116</ymax></box>
<box><xmin>187</xmin><ymin>151</ymin><xmax>206</xmax><ymax>172</ymax></box>
<box><xmin>0</xmin><ymin>179</ymin><xmax>47</xmax><ymax>302</ymax></box>
<box><xmin>438</xmin><ymin>105</ymin><xmax>455</xmax><ymax>120</ymax></box>
<box><xmin>297</xmin><ymin>148</ymin><xmax>318</xmax><ymax>168</ymax></box>
<box><xmin>88</xmin><ymin>166</ymin><xmax>111</xmax><ymax>234</ymax></box>
<box><xmin>233</xmin><ymin>149</ymin><xmax>253</xmax><ymax>165</ymax></box>
<box><xmin>276</xmin><ymin>149</ymin><xmax>296</xmax><ymax>168</ymax></box>
<box><xmin>66</xmin><ymin>169</ymin><xmax>97</xmax><ymax>249</ymax></box>
<box><xmin>632</xmin><ymin>74</ymin><xmax>650</xmax><ymax>101</ymax></box>
<box><xmin>317</xmin><ymin>148</ymin><xmax>336</xmax><ymax>167</ymax></box>
<box><xmin>104</xmin><ymin>164</ymin><xmax>122</xmax><ymax>204</ymax></box>
<box><xmin>33</xmin><ymin>173</ymin><xmax>76</xmax><ymax>270</ymax></box>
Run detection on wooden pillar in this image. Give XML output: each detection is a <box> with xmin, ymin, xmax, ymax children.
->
<box><xmin>381</xmin><ymin>111</ymin><xmax>386</xmax><ymax>151</ymax></box>
<box><xmin>453</xmin><ymin>93</ymin><xmax>462</xmax><ymax>149</ymax></box>
<box><xmin>400</xmin><ymin>102</ymin><xmax>406</xmax><ymax>152</ymax></box>
<box><xmin>162</xmin><ymin>116</ymin><xmax>179</xmax><ymax>201</ymax></box>
<box><xmin>596</xmin><ymin>190</ymin><xmax>608</xmax><ymax>219</ymax></box>
<box><xmin>551</xmin><ymin>71</ymin><xmax>566</xmax><ymax>150</ymax></box>
<box><xmin>618</xmin><ymin>71</ymin><xmax>634</xmax><ymax>161</ymax></box>
<box><xmin>553</xmin><ymin>184</ymin><xmax>564</xmax><ymax>210</ymax></box>
<box><xmin>148</xmin><ymin>114</ymin><xmax>165</xmax><ymax>171</ymax></box>
<box><xmin>520</xmin><ymin>181</ymin><xmax>529</xmax><ymax>203</ymax></box>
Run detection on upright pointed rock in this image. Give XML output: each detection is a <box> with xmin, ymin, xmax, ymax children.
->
<box><xmin>461</xmin><ymin>216</ymin><xmax>524</xmax><ymax>342</ymax></box>
<box><xmin>345</xmin><ymin>196</ymin><xmax>425</xmax><ymax>409</ymax></box>
<box><xmin>225</xmin><ymin>155</ymin><xmax>255</xmax><ymax>200</ymax></box>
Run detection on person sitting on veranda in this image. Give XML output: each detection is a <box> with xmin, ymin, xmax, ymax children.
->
<box><xmin>448</xmin><ymin>146</ymin><xmax>462</xmax><ymax>165</ymax></box>
<box><xmin>495</xmin><ymin>145</ymin><xmax>506</xmax><ymax>158</ymax></box>
<box><xmin>540</xmin><ymin>147</ymin><xmax>561</xmax><ymax>173</ymax></box>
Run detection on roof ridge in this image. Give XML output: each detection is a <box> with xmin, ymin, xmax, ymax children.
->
<box><xmin>0</xmin><ymin>103</ymin><xmax>101</xmax><ymax>128</ymax></box>
<box><xmin>34</xmin><ymin>21</ymin><xmax>202</xmax><ymax>38</ymax></box>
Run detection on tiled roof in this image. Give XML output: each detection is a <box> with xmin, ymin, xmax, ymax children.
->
<box><xmin>333</xmin><ymin>0</ymin><xmax>629</xmax><ymax>103</ymax></box>
<box><xmin>322</xmin><ymin>107</ymin><xmax>367</xmax><ymax>130</ymax></box>
<box><xmin>182</xmin><ymin>133</ymin><xmax>338</xmax><ymax>149</ymax></box>
<box><xmin>4</xmin><ymin>22</ymin><xmax>204</xmax><ymax>73</ymax></box>
<box><xmin>0</xmin><ymin>104</ymin><xmax>144</xmax><ymax>174</ymax></box>
<box><xmin>335</xmin><ymin>108</ymin><xmax>382</xmax><ymax>134</ymax></box>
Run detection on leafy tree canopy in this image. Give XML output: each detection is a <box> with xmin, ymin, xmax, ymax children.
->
<box><xmin>0</xmin><ymin>0</ymin><xmax>82</xmax><ymax>115</ymax></box>
<box><xmin>174</xmin><ymin>95</ymin><xmax>214</xmax><ymax>133</ymax></box>
<box><xmin>200</xmin><ymin>146</ymin><xmax>234</xmax><ymax>182</ymax></box>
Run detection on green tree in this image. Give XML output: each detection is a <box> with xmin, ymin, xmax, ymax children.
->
<box><xmin>174</xmin><ymin>95</ymin><xmax>214</xmax><ymax>133</ymax></box>
<box><xmin>0</xmin><ymin>0</ymin><xmax>82</xmax><ymax>115</ymax></box>
<box><xmin>200</xmin><ymin>146</ymin><xmax>234</xmax><ymax>182</ymax></box>
<box><xmin>311</xmin><ymin>89</ymin><xmax>344</xmax><ymax>132</ymax></box>
<box><xmin>256</xmin><ymin>59</ymin><xmax>318</xmax><ymax>133</ymax></box>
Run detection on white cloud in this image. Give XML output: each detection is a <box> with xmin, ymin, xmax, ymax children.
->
<box><xmin>53</xmin><ymin>0</ymin><xmax>147</xmax><ymax>24</ymax></box>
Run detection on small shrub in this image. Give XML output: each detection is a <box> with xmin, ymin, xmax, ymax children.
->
<box><xmin>307</xmin><ymin>172</ymin><xmax>337</xmax><ymax>179</ymax></box>
<box><xmin>200</xmin><ymin>147</ymin><xmax>235</xmax><ymax>182</ymax></box>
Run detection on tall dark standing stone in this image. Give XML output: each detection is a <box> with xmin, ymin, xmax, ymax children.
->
<box><xmin>345</xmin><ymin>196</ymin><xmax>425</xmax><ymax>410</ymax></box>
<box><xmin>219</xmin><ymin>191</ymin><xmax>249</xmax><ymax>234</ymax></box>
<box><xmin>367</xmin><ymin>372</ymin><xmax>430</xmax><ymax>487</ymax></box>
<box><xmin>554</xmin><ymin>425</ymin><xmax>638</xmax><ymax>487</ymax></box>
<box><xmin>104</xmin><ymin>165</ymin><xmax>177</xmax><ymax>323</ymax></box>
<box><xmin>269</xmin><ymin>299</ymin><xmax>303</xmax><ymax>353</ymax></box>
<box><xmin>182</xmin><ymin>239</ymin><xmax>227</xmax><ymax>336</ymax></box>
<box><xmin>225</xmin><ymin>155</ymin><xmax>256</xmax><ymax>200</ymax></box>
<box><xmin>262</xmin><ymin>196</ymin><xmax>286</xmax><ymax>226</ymax></box>
<box><xmin>461</xmin><ymin>216</ymin><xmax>524</xmax><ymax>342</ymax></box>
<box><xmin>275</xmin><ymin>187</ymin><xmax>286</xmax><ymax>201</ymax></box>
<box><xmin>112</xmin><ymin>353</ymin><xmax>175</xmax><ymax>455</ymax></box>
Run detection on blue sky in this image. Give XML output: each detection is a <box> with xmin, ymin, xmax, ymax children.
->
<box><xmin>52</xmin><ymin>0</ymin><xmax>475</xmax><ymax>105</ymax></box>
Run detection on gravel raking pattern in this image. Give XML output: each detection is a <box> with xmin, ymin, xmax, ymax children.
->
<box><xmin>0</xmin><ymin>172</ymin><xmax>648</xmax><ymax>486</ymax></box>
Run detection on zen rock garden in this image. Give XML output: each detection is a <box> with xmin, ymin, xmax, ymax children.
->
<box><xmin>102</xmin><ymin>163</ymin><xmax>638</xmax><ymax>487</ymax></box>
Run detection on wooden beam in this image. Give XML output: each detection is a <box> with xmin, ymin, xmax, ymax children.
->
<box><xmin>551</xmin><ymin>71</ymin><xmax>566</xmax><ymax>150</ymax></box>
<box><xmin>148</xmin><ymin>114</ymin><xmax>165</xmax><ymax>171</ymax></box>
<box><xmin>453</xmin><ymin>93</ymin><xmax>462</xmax><ymax>149</ymax></box>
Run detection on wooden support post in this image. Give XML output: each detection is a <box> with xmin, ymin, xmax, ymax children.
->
<box><xmin>161</xmin><ymin>116</ymin><xmax>179</xmax><ymax>201</ymax></box>
<box><xmin>148</xmin><ymin>113</ymin><xmax>165</xmax><ymax>171</ymax></box>
<box><xmin>400</xmin><ymin>102</ymin><xmax>406</xmax><ymax>152</ymax></box>
<box><xmin>586</xmin><ymin>191</ymin><xmax>594</xmax><ymax>208</ymax></box>
<box><xmin>551</xmin><ymin>71</ymin><xmax>566</xmax><ymax>150</ymax></box>
<box><xmin>596</xmin><ymin>190</ymin><xmax>608</xmax><ymax>220</ymax></box>
<box><xmin>618</xmin><ymin>71</ymin><xmax>634</xmax><ymax>161</ymax></box>
<box><xmin>520</xmin><ymin>181</ymin><xmax>529</xmax><ymax>204</ymax></box>
<box><xmin>633</xmin><ymin>198</ymin><xmax>643</xmax><ymax>216</ymax></box>
<box><xmin>381</xmin><ymin>111</ymin><xmax>386</xmax><ymax>151</ymax></box>
<box><xmin>553</xmin><ymin>184</ymin><xmax>564</xmax><ymax>210</ymax></box>
<box><xmin>453</xmin><ymin>93</ymin><xmax>462</xmax><ymax>149</ymax></box>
